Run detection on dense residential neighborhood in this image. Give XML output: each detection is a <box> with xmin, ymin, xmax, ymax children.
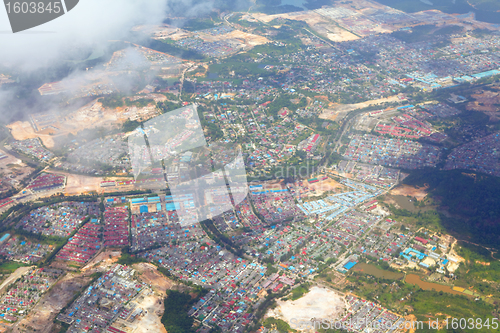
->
<box><xmin>0</xmin><ymin>0</ymin><xmax>500</xmax><ymax>332</ymax></box>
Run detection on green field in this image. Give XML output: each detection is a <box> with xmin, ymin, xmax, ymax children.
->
<box><xmin>289</xmin><ymin>283</ymin><xmax>309</xmax><ymax>300</ymax></box>
<box><xmin>0</xmin><ymin>261</ymin><xmax>28</xmax><ymax>274</ymax></box>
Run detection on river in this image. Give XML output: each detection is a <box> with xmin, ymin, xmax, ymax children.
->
<box><xmin>354</xmin><ymin>263</ymin><xmax>404</xmax><ymax>280</ymax></box>
<box><xmin>405</xmin><ymin>274</ymin><xmax>464</xmax><ymax>295</ymax></box>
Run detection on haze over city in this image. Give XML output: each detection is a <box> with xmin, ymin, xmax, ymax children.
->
<box><xmin>0</xmin><ymin>1</ymin><xmax>499</xmax><ymax>332</ymax></box>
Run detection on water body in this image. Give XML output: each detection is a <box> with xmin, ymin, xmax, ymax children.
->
<box><xmin>378</xmin><ymin>0</ymin><xmax>500</xmax><ymax>24</ymax></box>
<box><xmin>281</xmin><ymin>0</ymin><xmax>307</xmax><ymax>10</ymax></box>
<box><xmin>354</xmin><ymin>263</ymin><xmax>404</xmax><ymax>280</ymax></box>
<box><xmin>405</xmin><ymin>274</ymin><xmax>463</xmax><ymax>295</ymax></box>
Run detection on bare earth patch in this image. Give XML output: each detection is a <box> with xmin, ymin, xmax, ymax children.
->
<box><xmin>320</xmin><ymin>95</ymin><xmax>404</xmax><ymax>121</ymax></box>
<box><xmin>46</xmin><ymin>170</ymin><xmax>102</xmax><ymax>195</ymax></box>
<box><xmin>267</xmin><ymin>286</ymin><xmax>346</xmax><ymax>332</ymax></box>
<box><xmin>389</xmin><ymin>184</ymin><xmax>429</xmax><ymax>201</ymax></box>
<box><xmin>7</xmin><ymin>121</ymin><xmax>55</xmax><ymax>148</ymax></box>
<box><xmin>110</xmin><ymin>291</ymin><xmax>167</xmax><ymax>333</ymax></box>
<box><xmin>306</xmin><ymin>178</ymin><xmax>348</xmax><ymax>196</ymax></box>
<box><xmin>133</xmin><ymin>262</ymin><xmax>178</xmax><ymax>296</ymax></box>
<box><xmin>249</xmin><ymin>11</ymin><xmax>358</xmax><ymax>42</ymax></box>
<box><xmin>82</xmin><ymin>249</ymin><xmax>122</xmax><ymax>272</ymax></box>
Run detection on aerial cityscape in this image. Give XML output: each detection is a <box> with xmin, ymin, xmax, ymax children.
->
<box><xmin>0</xmin><ymin>0</ymin><xmax>500</xmax><ymax>332</ymax></box>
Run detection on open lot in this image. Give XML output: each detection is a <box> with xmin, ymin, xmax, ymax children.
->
<box><xmin>305</xmin><ymin>177</ymin><xmax>347</xmax><ymax>196</ymax></box>
<box><xmin>267</xmin><ymin>286</ymin><xmax>346</xmax><ymax>331</ymax></box>
<box><xmin>389</xmin><ymin>184</ymin><xmax>429</xmax><ymax>201</ymax></box>
<box><xmin>224</xmin><ymin>30</ymin><xmax>270</xmax><ymax>46</ymax></box>
<box><xmin>108</xmin><ymin>291</ymin><xmax>167</xmax><ymax>333</ymax></box>
<box><xmin>82</xmin><ymin>249</ymin><xmax>122</xmax><ymax>272</ymax></box>
<box><xmin>133</xmin><ymin>262</ymin><xmax>178</xmax><ymax>295</ymax></box>
<box><xmin>7</xmin><ymin>121</ymin><xmax>56</xmax><ymax>149</ymax></box>
<box><xmin>46</xmin><ymin>170</ymin><xmax>101</xmax><ymax>195</ymax></box>
<box><xmin>0</xmin><ymin>150</ymin><xmax>34</xmax><ymax>189</ymax></box>
<box><xmin>7</xmin><ymin>96</ymin><xmax>161</xmax><ymax>149</ymax></box>
<box><xmin>131</xmin><ymin>294</ymin><xmax>167</xmax><ymax>333</ymax></box>
<box><xmin>320</xmin><ymin>95</ymin><xmax>404</xmax><ymax>121</ymax></box>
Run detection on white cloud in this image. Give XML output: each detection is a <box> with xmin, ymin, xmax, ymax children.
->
<box><xmin>0</xmin><ymin>0</ymin><xmax>181</xmax><ymax>70</ymax></box>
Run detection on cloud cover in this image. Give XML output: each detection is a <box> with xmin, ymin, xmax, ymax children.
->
<box><xmin>0</xmin><ymin>0</ymin><xmax>217</xmax><ymax>70</ymax></box>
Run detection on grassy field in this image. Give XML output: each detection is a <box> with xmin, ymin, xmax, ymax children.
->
<box><xmin>289</xmin><ymin>283</ymin><xmax>309</xmax><ymax>300</ymax></box>
<box><xmin>0</xmin><ymin>261</ymin><xmax>28</xmax><ymax>274</ymax></box>
<box><xmin>347</xmin><ymin>267</ymin><xmax>497</xmax><ymax>327</ymax></box>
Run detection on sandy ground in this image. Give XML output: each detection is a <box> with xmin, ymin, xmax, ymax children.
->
<box><xmin>110</xmin><ymin>291</ymin><xmax>167</xmax><ymax>333</ymax></box>
<box><xmin>320</xmin><ymin>95</ymin><xmax>403</xmax><ymax>120</ymax></box>
<box><xmin>133</xmin><ymin>262</ymin><xmax>178</xmax><ymax>296</ymax></box>
<box><xmin>46</xmin><ymin>170</ymin><xmax>137</xmax><ymax>196</ymax></box>
<box><xmin>7</xmin><ymin>121</ymin><xmax>56</xmax><ymax>148</ymax></box>
<box><xmin>225</xmin><ymin>30</ymin><xmax>270</xmax><ymax>46</ymax></box>
<box><xmin>0</xmin><ymin>323</ymin><xmax>11</xmax><ymax>332</ymax></box>
<box><xmin>0</xmin><ymin>150</ymin><xmax>34</xmax><ymax>189</ymax></box>
<box><xmin>404</xmin><ymin>314</ymin><xmax>418</xmax><ymax>333</ymax></box>
<box><xmin>447</xmin><ymin>240</ymin><xmax>466</xmax><ymax>267</ymax></box>
<box><xmin>45</xmin><ymin>170</ymin><xmax>102</xmax><ymax>195</ymax></box>
<box><xmin>267</xmin><ymin>286</ymin><xmax>346</xmax><ymax>332</ymax></box>
<box><xmin>306</xmin><ymin>178</ymin><xmax>347</xmax><ymax>196</ymax></box>
<box><xmin>389</xmin><ymin>184</ymin><xmax>429</xmax><ymax>201</ymax></box>
<box><xmin>133</xmin><ymin>295</ymin><xmax>167</xmax><ymax>333</ymax></box>
<box><xmin>153</xmin><ymin>23</ymin><xmax>269</xmax><ymax>49</ymax></box>
<box><xmin>11</xmin><ymin>272</ymin><xmax>92</xmax><ymax>333</ymax></box>
<box><xmin>315</xmin><ymin>24</ymin><xmax>359</xmax><ymax>42</ymax></box>
<box><xmin>153</xmin><ymin>26</ymin><xmax>192</xmax><ymax>41</ymax></box>
<box><xmin>7</xmin><ymin>106</ymin><xmax>116</xmax><ymax>150</ymax></box>
<box><xmin>371</xmin><ymin>205</ymin><xmax>390</xmax><ymax>217</ymax></box>
<box><xmin>251</xmin><ymin>11</ymin><xmax>324</xmax><ymax>25</ymax></box>
<box><xmin>7</xmin><ymin>97</ymin><xmax>161</xmax><ymax>149</ymax></box>
<box><xmin>0</xmin><ymin>266</ymin><xmax>34</xmax><ymax>294</ymax></box>
<box><xmin>82</xmin><ymin>249</ymin><xmax>122</xmax><ymax>272</ymax></box>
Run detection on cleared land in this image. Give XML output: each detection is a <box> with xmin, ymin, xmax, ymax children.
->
<box><xmin>108</xmin><ymin>263</ymin><xmax>182</xmax><ymax>333</ymax></box>
<box><xmin>133</xmin><ymin>262</ymin><xmax>178</xmax><ymax>295</ymax></box>
<box><xmin>7</xmin><ymin>96</ymin><xmax>160</xmax><ymax>149</ymax></box>
<box><xmin>7</xmin><ymin>121</ymin><xmax>56</xmax><ymax>148</ymax></box>
<box><xmin>82</xmin><ymin>249</ymin><xmax>122</xmax><ymax>272</ymax></box>
<box><xmin>249</xmin><ymin>11</ymin><xmax>359</xmax><ymax>42</ymax></box>
<box><xmin>46</xmin><ymin>170</ymin><xmax>102</xmax><ymax>195</ymax></box>
<box><xmin>267</xmin><ymin>286</ymin><xmax>346</xmax><ymax>332</ymax></box>
<box><xmin>389</xmin><ymin>184</ymin><xmax>429</xmax><ymax>201</ymax></box>
<box><xmin>320</xmin><ymin>95</ymin><xmax>404</xmax><ymax>121</ymax></box>
<box><xmin>0</xmin><ymin>150</ymin><xmax>34</xmax><ymax>188</ymax></box>
<box><xmin>305</xmin><ymin>177</ymin><xmax>348</xmax><ymax>196</ymax></box>
<box><xmin>224</xmin><ymin>30</ymin><xmax>270</xmax><ymax>46</ymax></box>
<box><xmin>133</xmin><ymin>294</ymin><xmax>167</xmax><ymax>333</ymax></box>
<box><xmin>110</xmin><ymin>291</ymin><xmax>167</xmax><ymax>333</ymax></box>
